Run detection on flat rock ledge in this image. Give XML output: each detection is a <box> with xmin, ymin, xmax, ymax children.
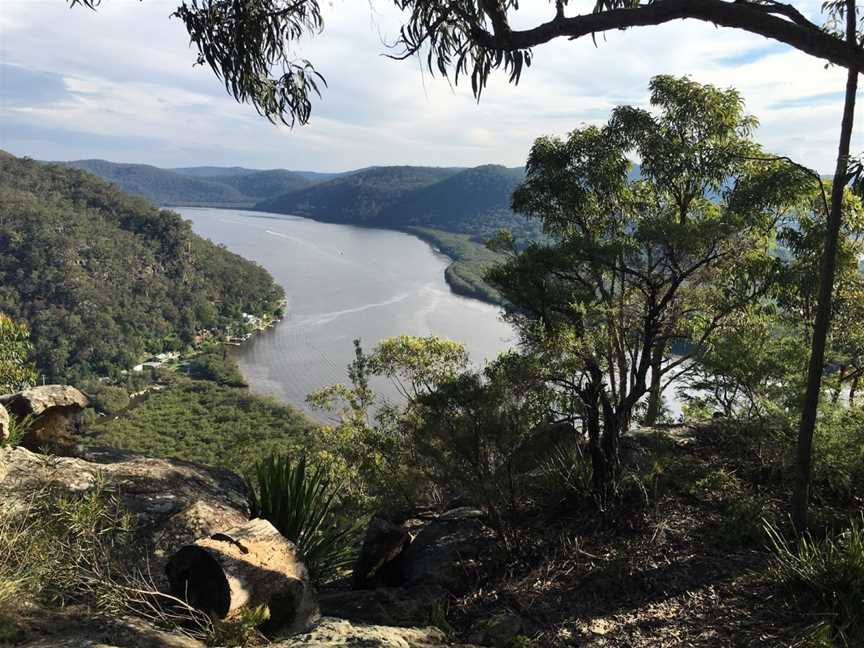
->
<box><xmin>18</xmin><ymin>616</ymin><xmax>481</xmax><ymax>648</ymax></box>
<box><xmin>0</xmin><ymin>445</ymin><xmax>250</xmax><ymax>570</ymax></box>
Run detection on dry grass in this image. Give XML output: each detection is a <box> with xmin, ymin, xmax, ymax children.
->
<box><xmin>0</xmin><ymin>478</ymin><xmax>265</xmax><ymax>647</ymax></box>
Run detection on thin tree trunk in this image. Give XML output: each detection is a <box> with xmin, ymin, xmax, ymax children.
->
<box><xmin>792</xmin><ymin>0</ymin><xmax>858</xmax><ymax>536</ymax></box>
<box><xmin>832</xmin><ymin>366</ymin><xmax>846</xmax><ymax>403</ymax></box>
<box><xmin>645</xmin><ymin>341</ymin><xmax>666</xmax><ymax>426</ymax></box>
<box><xmin>850</xmin><ymin>374</ymin><xmax>859</xmax><ymax>405</ymax></box>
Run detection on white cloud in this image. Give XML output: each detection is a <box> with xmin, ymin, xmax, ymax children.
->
<box><xmin>0</xmin><ymin>0</ymin><xmax>860</xmax><ymax>172</ymax></box>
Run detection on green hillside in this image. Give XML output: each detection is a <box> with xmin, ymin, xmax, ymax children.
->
<box><xmin>61</xmin><ymin>159</ymin><xmax>251</xmax><ymax>206</ymax></box>
<box><xmin>62</xmin><ymin>160</ymin><xmax>324</xmax><ymax>206</ymax></box>
<box><xmin>0</xmin><ymin>151</ymin><xmax>284</xmax><ymax>382</ymax></box>
<box><xmin>203</xmin><ymin>168</ymin><xmax>314</xmax><ymax>201</ymax></box>
<box><xmin>380</xmin><ymin>165</ymin><xmax>534</xmax><ymax>238</ymax></box>
<box><xmin>255</xmin><ymin>166</ymin><xmax>461</xmax><ymax>224</ymax></box>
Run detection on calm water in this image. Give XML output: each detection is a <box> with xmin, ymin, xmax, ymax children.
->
<box><xmin>179</xmin><ymin>208</ymin><xmax>515</xmax><ymax>416</ymax></box>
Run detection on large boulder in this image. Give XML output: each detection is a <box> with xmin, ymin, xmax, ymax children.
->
<box><xmin>0</xmin><ymin>445</ymin><xmax>249</xmax><ymax>570</ymax></box>
<box><xmin>352</xmin><ymin>514</ymin><xmax>412</xmax><ymax>588</ymax></box>
<box><xmin>0</xmin><ymin>385</ymin><xmax>90</xmax><ymax>452</ymax></box>
<box><xmin>0</xmin><ymin>402</ymin><xmax>8</xmax><ymax>443</ymax></box>
<box><xmin>394</xmin><ymin>507</ymin><xmax>491</xmax><ymax>593</ymax></box>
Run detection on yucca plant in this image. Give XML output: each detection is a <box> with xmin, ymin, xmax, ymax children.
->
<box><xmin>2</xmin><ymin>414</ymin><xmax>34</xmax><ymax>448</ymax></box>
<box><xmin>247</xmin><ymin>455</ymin><xmax>359</xmax><ymax>583</ymax></box>
<box><xmin>765</xmin><ymin>515</ymin><xmax>864</xmax><ymax>645</ymax></box>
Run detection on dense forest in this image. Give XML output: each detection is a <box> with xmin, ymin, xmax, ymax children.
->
<box><xmin>0</xmin><ymin>151</ymin><xmax>285</xmax><ymax>382</ymax></box>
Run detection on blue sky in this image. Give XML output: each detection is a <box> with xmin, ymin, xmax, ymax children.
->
<box><xmin>1</xmin><ymin>0</ymin><xmax>861</xmax><ymax>173</ymax></box>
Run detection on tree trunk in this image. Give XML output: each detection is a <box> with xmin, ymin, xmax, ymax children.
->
<box><xmin>850</xmin><ymin>374</ymin><xmax>859</xmax><ymax>405</ymax></box>
<box><xmin>644</xmin><ymin>341</ymin><xmax>666</xmax><ymax>426</ymax></box>
<box><xmin>165</xmin><ymin>518</ymin><xmax>314</xmax><ymax>634</ymax></box>
<box><xmin>832</xmin><ymin>366</ymin><xmax>846</xmax><ymax>403</ymax></box>
<box><xmin>792</xmin><ymin>0</ymin><xmax>858</xmax><ymax>536</ymax></box>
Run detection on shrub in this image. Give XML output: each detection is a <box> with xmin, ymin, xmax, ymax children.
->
<box><xmin>83</xmin><ymin>383</ymin><xmax>130</xmax><ymax>416</ymax></box>
<box><xmin>766</xmin><ymin>515</ymin><xmax>864</xmax><ymax>645</ymax></box>
<box><xmin>812</xmin><ymin>406</ymin><xmax>864</xmax><ymax>506</ymax></box>
<box><xmin>247</xmin><ymin>455</ymin><xmax>360</xmax><ymax>583</ymax></box>
<box><xmin>188</xmin><ymin>350</ymin><xmax>247</xmax><ymax>387</ymax></box>
<box><xmin>1</xmin><ymin>414</ymin><xmax>33</xmax><ymax>448</ymax></box>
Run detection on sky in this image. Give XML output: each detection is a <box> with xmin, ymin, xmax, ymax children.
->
<box><xmin>1</xmin><ymin>0</ymin><xmax>862</xmax><ymax>173</ymax></box>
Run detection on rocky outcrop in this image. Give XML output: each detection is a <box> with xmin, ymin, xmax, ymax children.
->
<box><xmin>0</xmin><ymin>385</ymin><xmax>90</xmax><ymax>451</ymax></box>
<box><xmin>395</xmin><ymin>507</ymin><xmax>490</xmax><ymax>592</ymax></box>
<box><xmin>19</xmin><ymin>616</ymin><xmax>481</xmax><ymax>648</ymax></box>
<box><xmin>352</xmin><ymin>514</ymin><xmax>412</xmax><ymax>588</ymax></box>
<box><xmin>323</xmin><ymin>507</ymin><xmax>493</xmax><ymax>629</ymax></box>
<box><xmin>0</xmin><ymin>445</ymin><xmax>249</xmax><ymax>566</ymax></box>
<box><xmin>277</xmin><ymin>617</ymin><xmax>479</xmax><ymax>647</ymax></box>
<box><xmin>2</xmin><ymin>445</ymin><xmax>490</xmax><ymax>647</ymax></box>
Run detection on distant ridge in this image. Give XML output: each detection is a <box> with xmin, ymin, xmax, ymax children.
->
<box><xmin>59</xmin><ymin>159</ymin><xmax>332</xmax><ymax>207</ymax></box>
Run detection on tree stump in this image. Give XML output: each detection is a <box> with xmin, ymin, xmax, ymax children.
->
<box><xmin>165</xmin><ymin>518</ymin><xmax>315</xmax><ymax>633</ymax></box>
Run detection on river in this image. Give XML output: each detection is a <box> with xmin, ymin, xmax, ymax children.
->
<box><xmin>179</xmin><ymin>208</ymin><xmax>516</xmax><ymax>416</ymax></box>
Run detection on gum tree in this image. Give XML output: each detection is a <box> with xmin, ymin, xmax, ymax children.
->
<box><xmin>487</xmin><ymin>76</ymin><xmax>813</xmax><ymax>497</ymax></box>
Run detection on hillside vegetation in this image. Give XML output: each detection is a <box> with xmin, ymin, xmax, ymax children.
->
<box><xmin>0</xmin><ymin>151</ymin><xmax>284</xmax><ymax>382</ymax></box>
<box><xmin>256</xmin><ymin>164</ymin><xmax>538</xmax><ymax>239</ymax></box>
<box><xmin>256</xmin><ymin>165</ymin><xmax>462</xmax><ymax>224</ymax></box>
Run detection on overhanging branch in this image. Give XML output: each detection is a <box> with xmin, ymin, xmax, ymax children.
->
<box><xmin>470</xmin><ymin>0</ymin><xmax>864</xmax><ymax>71</ymax></box>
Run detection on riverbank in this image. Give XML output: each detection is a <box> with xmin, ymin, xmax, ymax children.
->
<box><xmin>405</xmin><ymin>226</ymin><xmax>505</xmax><ymax>305</ymax></box>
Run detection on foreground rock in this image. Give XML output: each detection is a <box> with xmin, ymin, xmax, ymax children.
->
<box><xmin>166</xmin><ymin>518</ymin><xmax>315</xmax><ymax>634</ymax></box>
<box><xmin>323</xmin><ymin>507</ymin><xmax>493</xmax><ymax>629</ymax></box>
<box><xmin>19</xmin><ymin>615</ymin><xmax>481</xmax><ymax>648</ymax></box>
<box><xmin>0</xmin><ymin>385</ymin><xmax>90</xmax><ymax>451</ymax></box>
<box><xmin>0</xmin><ymin>445</ymin><xmax>249</xmax><ymax>569</ymax></box>
<box><xmin>276</xmin><ymin>617</ymin><xmax>480</xmax><ymax>647</ymax></box>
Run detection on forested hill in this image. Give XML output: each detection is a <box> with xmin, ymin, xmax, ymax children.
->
<box><xmin>0</xmin><ymin>151</ymin><xmax>284</xmax><ymax>382</ymax></box>
<box><xmin>61</xmin><ymin>159</ymin><xmax>318</xmax><ymax>206</ymax></box>
<box><xmin>255</xmin><ymin>166</ymin><xmax>463</xmax><ymax>225</ymax></box>
<box><xmin>254</xmin><ymin>164</ymin><xmax>536</xmax><ymax>239</ymax></box>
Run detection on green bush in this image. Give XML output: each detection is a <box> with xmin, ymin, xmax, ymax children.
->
<box><xmin>247</xmin><ymin>455</ymin><xmax>360</xmax><ymax>584</ymax></box>
<box><xmin>813</xmin><ymin>406</ymin><xmax>864</xmax><ymax>506</ymax></box>
<box><xmin>83</xmin><ymin>383</ymin><xmax>131</xmax><ymax>416</ymax></box>
<box><xmin>188</xmin><ymin>351</ymin><xmax>247</xmax><ymax>388</ymax></box>
<box><xmin>766</xmin><ymin>515</ymin><xmax>864</xmax><ymax>646</ymax></box>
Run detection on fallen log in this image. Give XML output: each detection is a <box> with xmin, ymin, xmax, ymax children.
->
<box><xmin>165</xmin><ymin>518</ymin><xmax>315</xmax><ymax>633</ymax></box>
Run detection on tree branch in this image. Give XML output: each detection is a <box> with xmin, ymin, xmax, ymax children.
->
<box><xmin>470</xmin><ymin>0</ymin><xmax>864</xmax><ymax>72</ymax></box>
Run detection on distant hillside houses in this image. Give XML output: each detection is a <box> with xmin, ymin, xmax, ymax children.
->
<box><xmin>132</xmin><ymin>351</ymin><xmax>180</xmax><ymax>372</ymax></box>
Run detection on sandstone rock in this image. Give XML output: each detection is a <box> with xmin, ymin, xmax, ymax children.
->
<box><xmin>166</xmin><ymin>518</ymin><xmax>316</xmax><ymax>634</ymax></box>
<box><xmin>17</xmin><ymin>613</ymin><xmax>206</xmax><ymax>648</ymax></box>
<box><xmin>0</xmin><ymin>402</ymin><xmax>8</xmax><ymax>443</ymax></box>
<box><xmin>275</xmin><ymin>616</ymin><xmax>480</xmax><ymax>647</ymax></box>
<box><xmin>0</xmin><ymin>384</ymin><xmax>90</xmax><ymax>417</ymax></box>
<box><xmin>0</xmin><ymin>385</ymin><xmax>90</xmax><ymax>451</ymax></box>
<box><xmin>394</xmin><ymin>507</ymin><xmax>491</xmax><ymax>593</ymax></box>
<box><xmin>0</xmin><ymin>445</ymin><xmax>249</xmax><ymax>572</ymax></box>
<box><xmin>352</xmin><ymin>514</ymin><xmax>412</xmax><ymax>588</ymax></box>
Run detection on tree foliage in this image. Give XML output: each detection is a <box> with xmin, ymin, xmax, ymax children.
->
<box><xmin>487</xmin><ymin>76</ymin><xmax>815</xmax><ymax>496</ymax></box>
<box><xmin>0</xmin><ymin>313</ymin><xmax>38</xmax><ymax>393</ymax></box>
